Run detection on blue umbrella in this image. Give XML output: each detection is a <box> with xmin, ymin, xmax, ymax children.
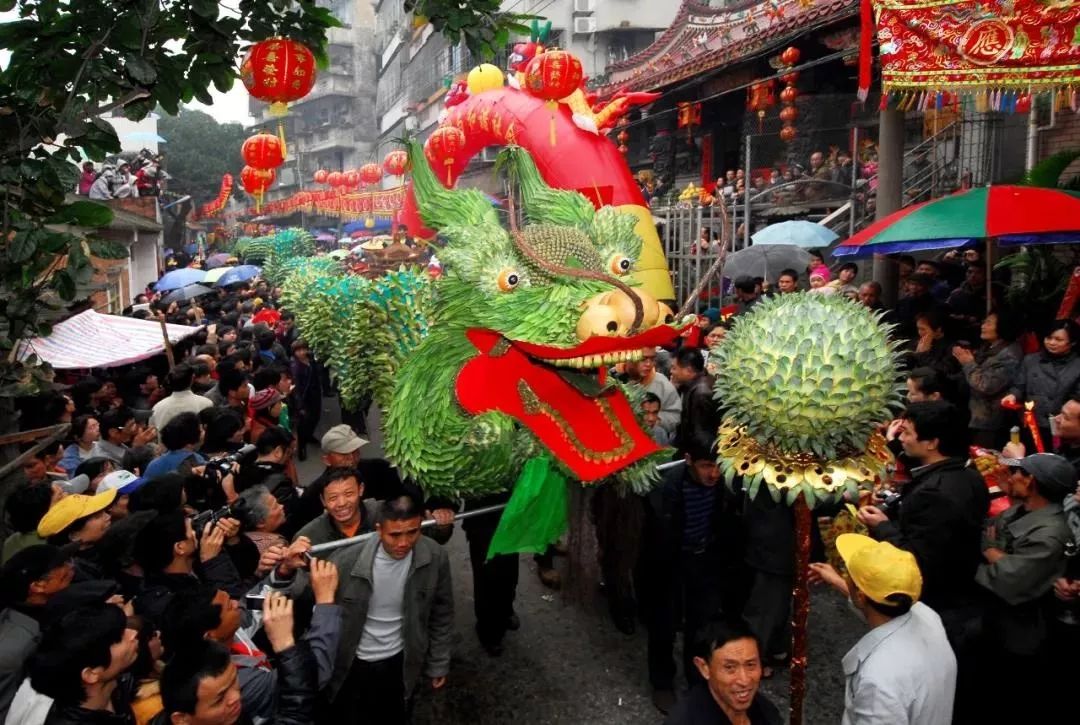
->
<box><xmin>214</xmin><ymin>265</ymin><xmax>261</xmax><ymax>287</ymax></box>
<box><xmin>154</xmin><ymin>268</ymin><xmax>206</xmax><ymax>292</ymax></box>
<box><xmin>751</xmin><ymin>220</ymin><xmax>838</xmax><ymax>249</ymax></box>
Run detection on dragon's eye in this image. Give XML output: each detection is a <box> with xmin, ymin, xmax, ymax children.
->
<box><xmin>497</xmin><ymin>269</ymin><xmax>521</xmax><ymax>292</ymax></box>
<box><xmin>609</xmin><ymin>255</ymin><xmax>632</xmax><ymax>276</ymax></box>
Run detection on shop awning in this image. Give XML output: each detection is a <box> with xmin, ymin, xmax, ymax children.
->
<box><xmin>16</xmin><ymin>309</ymin><xmax>200</xmax><ymax>369</ymax></box>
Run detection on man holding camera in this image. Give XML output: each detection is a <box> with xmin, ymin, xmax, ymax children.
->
<box><xmin>856</xmin><ymin>401</ymin><xmax>988</xmax><ymax>722</ymax></box>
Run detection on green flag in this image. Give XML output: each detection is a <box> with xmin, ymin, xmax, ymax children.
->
<box><xmin>486</xmin><ymin>455</ymin><xmax>568</xmax><ymax>561</ymax></box>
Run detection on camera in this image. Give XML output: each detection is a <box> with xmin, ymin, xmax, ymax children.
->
<box><xmin>202</xmin><ymin>444</ymin><xmax>256</xmax><ymax>482</ymax></box>
<box><xmin>191</xmin><ymin>497</ymin><xmax>255</xmax><ymax>538</ymax></box>
<box><xmin>874</xmin><ymin>488</ymin><xmax>902</xmax><ymax>516</ymax></box>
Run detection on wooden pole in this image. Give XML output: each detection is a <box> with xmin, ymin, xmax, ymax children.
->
<box><xmin>159</xmin><ymin>317</ymin><xmax>176</xmax><ymax>370</ymax></box>
<box><xmin>0</xmin><ymin>423</ymin><xmax>70</xmax><ymax>482</ymax></box>
<box><xmin>788</xmin><ymin>494</ymin><xmax>812</xmax><ymax>725</ymax></box>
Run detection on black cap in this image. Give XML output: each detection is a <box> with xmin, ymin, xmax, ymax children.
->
<box><xmin>45</xmin><ymin>579</ymin><xmax>120</xmax><ymax>619</ymax></box>
<box><xmin>0</xmin><ymin>545</ymin><xmax>72</xmax><ymax>605</ymax></box>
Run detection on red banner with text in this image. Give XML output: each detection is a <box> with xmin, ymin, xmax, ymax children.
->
<box><xmin>876</xmin><ymin>0</ymin><xmax>1080</xmax><ymax>96</ymax></box>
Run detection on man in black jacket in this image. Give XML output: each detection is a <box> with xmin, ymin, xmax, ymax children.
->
<box><xmin>29</xmin><ymin>603</ymin><xmax>139</xmax><ymax>725</ymax></box>
<box><xmin>857</xmin><ymin>400</ymin><xmax>988</xmax><ymax>722</ymax></box>
<box><xmin>641</xmin><ymin>434</ymin><xmax>744</xmax><ymax>715</ymax></box>
<box><xmin>155</xmin><ymin>594</ymin><xmax>315</xmax><ymax>725</ymax></box>
<box><xmin>669</xmin><ymin>348</ymin><xmax>721</xmax><ymax>454</ymax></box>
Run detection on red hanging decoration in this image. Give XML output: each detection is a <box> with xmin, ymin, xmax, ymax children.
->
<box><xmin>240</xmin><ymin>38</ymin><xmax>317</xmax><ymax>116</ymax></box>
<box><xmin>523</xmin><ymin>49</ymin><xmax>584</xmax><ymax>146</ymax></box>
<box><xmin>240</xmin><ymin>166</ymin><xmax>276</xmax><ymax>212</ymax></box>
<box><xmin>327</xmin><ymin>171</ymin><xmax>345</xmax><ymax>188</ymax></box>
<box><xmin>425</xmin><ymin>125</ymin><xmax>467</xmax><ymax>185</ymax></box>
<box><xmin>242</xmin><ymin>133</ymin><xmax>285</xmax><ymax>170</ymax></box>
<box><xmin>344</xmin><ymin>170</ymin><xmax>361</xmax><ymax>189</ymax></box>
<box><xmin>313</xmin><ymin>169</ymin><xmax>329</xmax><ymax>184</ymax></box>
<box><xmin>780</xmin><ymin>125</ymin><xmax>798</xmax><ymax>143</ymax></box>
<box><xmin>781</xmin><ymin>46</ymin><xmax>802</xmax><ymax>67</ymax></box>
<box><xmin>359</xmin><ymin>162</ymin><xmax>383</xmax><ymax>186</ymax></box>
<box><xmin>383</xmin><ymin>149</ymin><xmax>409</xmax><ymax>177</ymax></box>
<box><xmin>780</xmin><ymin>86</ymin><xmax>799</xmax><ymax>105</ymax></box>
<box><xmin>780</xmin><ymin>106</ymin><xmax>799</xmax><ymax>123</ymax></box>
<box><xmin>748</xmin><ymin>81</ymin><xmax>776</xmax><ymax>132</ymax></box>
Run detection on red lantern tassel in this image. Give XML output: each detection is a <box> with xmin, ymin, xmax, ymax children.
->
<box><xmin>444</xmin><ymin>158</ymin><xmax>453</xmax><ymax>186</ymax></box>
<box><xmin>546</xmin><ymin>100</ymin><xmax>557</xmax><ymax>146</ymax></box>
<box><xmin>278</xmin><ymin>121</ymin><xmax>287</xmax><ymax>161</ymax></box>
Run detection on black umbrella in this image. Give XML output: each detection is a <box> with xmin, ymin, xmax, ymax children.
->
<box><xmin>162</xmin><ymin>284</ymin><xmax>215</xmax><ymax>304</ymax></box>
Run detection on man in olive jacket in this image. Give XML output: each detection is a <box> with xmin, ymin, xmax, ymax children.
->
<box><xmin>272</xmin><ymin>492</ymin><xmax>453</xmax><ymax>724</ymax></box>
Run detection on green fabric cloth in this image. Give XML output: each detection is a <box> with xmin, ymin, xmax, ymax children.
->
<box><xmin>486</xmin><ymin>456</ymin><xmax>568</xmax><ymax>561</ymax></box>
<box><xmin>279</xmin><ymin>403</ymin><xmax>291</xmax><ymax>433</ymax></box>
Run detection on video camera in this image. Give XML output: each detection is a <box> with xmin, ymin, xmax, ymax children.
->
<box><xmin>874</xmin><ymin>488</ymin><xmax>902</xmax><ymax>517</ymax></box>
<box><xmin>202</xmin><ymin>444</ymin><xmax>256</xmax><ymax>483</ymax></box>
<box><xmin>191</xmin><ymin>496</ymin><xmax>256</xmax><ymax>538</ymax></box>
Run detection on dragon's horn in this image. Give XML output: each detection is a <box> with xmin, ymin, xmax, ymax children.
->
<box><xmin>497</xmin><ymin>146</ymin><xmax>594</xmax><ymax>230</ymax></box>
<box><xmin>404</xmin><ymin>139</ymin><xmax>498</xmax><ymax>230</ymax></box>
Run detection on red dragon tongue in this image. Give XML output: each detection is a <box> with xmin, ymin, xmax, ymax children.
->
<box><xmin>455</xmin><ymin>329</ymin><xmax>661</xmax><ymax>481</ymax></box>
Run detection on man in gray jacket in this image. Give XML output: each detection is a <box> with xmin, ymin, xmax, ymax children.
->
<box><xmin>977</xmin><ymin>452</ymin><xmax>1073</xmax><ymax>722</ymax></box>
<box><xmin>0</xmin><ymin>545</ymin><xmax>75</xmax><ymax>722</ymax></box>
<box><xmin>273</xmin><ymin>491</ymin><xmax>453</xmax><ymax>724</ymax></box>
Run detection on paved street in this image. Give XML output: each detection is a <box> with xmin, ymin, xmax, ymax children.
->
<box><xmin>299</xmin><ymin>398</ymin><xmax>861</xmax><ymax>724</ymax></box>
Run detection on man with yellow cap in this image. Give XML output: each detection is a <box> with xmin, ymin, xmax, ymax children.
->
<box><xmin>809</xmin><ymin>534</ymin><xmax>956</xmax><ymax>725</ymax></box>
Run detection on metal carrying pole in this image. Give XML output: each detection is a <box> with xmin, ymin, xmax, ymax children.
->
<box><xmin>307</xmin><ymin>460</ymin><xmax>687</xmax><ymax>555</ymax></box>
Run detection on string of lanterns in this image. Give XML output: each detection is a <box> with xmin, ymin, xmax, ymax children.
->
<box><xmin>778</xmin><ymin>46</ymin><xmax>800</xmax><ymax>144</ymax></box>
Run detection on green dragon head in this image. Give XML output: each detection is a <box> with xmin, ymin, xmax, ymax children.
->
<box><xmin>390</xmin><ymin>140</ymin><xmax>688</xmax><ymax>490</ymax></box>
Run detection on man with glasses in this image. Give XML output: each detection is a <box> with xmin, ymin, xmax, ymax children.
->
<box><xmin>627</xmin><ymin>347</ymin><xmax>681</xmax><ymax>436</ymax></box>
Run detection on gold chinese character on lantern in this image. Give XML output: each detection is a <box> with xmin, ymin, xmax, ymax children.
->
<box><xmin>265</xmin><ymin>51</ymin><xmax>278</xmax><ymax>63</ymax></box>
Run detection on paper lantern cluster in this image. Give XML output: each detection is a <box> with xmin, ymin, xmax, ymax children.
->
<box><xmin>239</xmin><ymin>132</ymin><xmax>286</xmax><ymax>208</ymax></box>
<box><xmin>778</xmin><ymin>46</ymin><xmax>800</xmax><ymax>144</ymax></box>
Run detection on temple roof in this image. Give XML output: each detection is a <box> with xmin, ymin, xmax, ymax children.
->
<box><xmin>594</xmin><ymin>0</ymin><xmax>857</xmax><ymax>98</ymax></box>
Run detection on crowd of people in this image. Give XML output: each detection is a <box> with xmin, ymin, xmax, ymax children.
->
<box><xmin>2</xmin><ymin>243</ymin><xmax>1079</xmax><ymax>725</ymax></box>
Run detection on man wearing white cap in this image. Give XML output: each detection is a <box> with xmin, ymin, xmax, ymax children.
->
<box><xmin>810</xmin><ymin>534</ymin><xmax>956</xmax><ymax>725</ymax></box>
<box><xmin>95</xmin><ymin>470</ymin><xmax>146</xmax><ymax>521</ymax></box>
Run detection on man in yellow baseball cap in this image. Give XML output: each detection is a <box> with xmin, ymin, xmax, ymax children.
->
<box><xmin>36</xmin><ymin>488</ymin><xmax>116</xmax><ymax>544</ymax></box>
<box><xmin>809</xmin><ymin>534</ymin><xmax>957</xmax><ymax>725</ymax></box>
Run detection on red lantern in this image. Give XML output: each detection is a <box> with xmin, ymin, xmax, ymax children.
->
<box><xmin>383</xmin><ymin>150</ymin><xmax>409</xmax><ymax>176</ymax></box>
<box><xmin>523</xmin><ymin>50</ymin><xmax>583</xmax><ymax>102</ymax></box>
<box><xmin>359</xmin><ymin>162</ymin><xmax>383</xmax><ymax>186</ymax></box>
<box><xmin>240</xmin><ymin>38</ymin><xmax>317</xmax><ymax>115</ymax></box>
<box><xmin>780</xmin><ymin>72</ymin><xmax>800</xmax><ymax>86</ymax></box>
<box><xmin>523</xmin><ymin>50</ymin><xmax>584</xmax><ymax>147</ymax></box>
<box><xmin>240</xmin><ymin>166</ymin><xmax>275</xmax><ymax>193</ymax></box>
<box><xmin>327</xmin><ymin>171</ymin><xmax>345</xmax><ymax>188</ymax></box>
<box><xmin>242</xmin><ymin>133</ymin><xmax>285</xmax><ymax>170</ymax></box>
<box><xmin>780</xmin><ymin>106</ymin><xmax>799</xmax><ymax>123</ymax></box>
<box><xmin>425</xmin><ymin>125</ymin><xmax>467</xmax><ymax>185</ymax></box>
<box><xmin>617</xmin><ymin>144</ymin><xmax>629</xmax><ymax>155</ymax></box>
<box><xmin>781</xmin><ymin>46</ymin><xmax>801</xmax><ymax>67</ymax></box>
<box><xmin>344</xmin><ymin>170</ymin><xmax>361</xmax><ymax>188</ymax></box>
<box><xmin>747</xmin><ymin>81</ymin><xmax>776</xmax><ymax>112</ymax></box>
<box><xmin>313</xmin><ymin>169</ymin><xmax>328</xmax><ymax>184</ymax></box>
<box><xmin>780</xmin><ymin>86</ymin><xmax>799</xmax><ymax>105</ymax></box>
<box><xmin>617</xmin><ymin>130</ymin><xmax>630</xmax><ymax>144</ymax></box>
<box><xmin>780</xmin><ymin>125</ymin><xmax>797</xmax><ymax>143</ymax></box>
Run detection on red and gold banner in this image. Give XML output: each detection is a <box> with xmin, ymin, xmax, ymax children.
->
<box><xmin>875</xmin><ymin>1</ymin><xmax>1080</xmax><ymax>97</ymax></box>
<box><xmin>196</xmin><ymin>174</ymin><xmax>233</xmax><ymax>219</ymax></box>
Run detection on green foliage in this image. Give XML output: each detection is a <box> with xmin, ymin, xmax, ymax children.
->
<box><xmin>403</xmin><ymin>0</ymin><xmax>535</xmax><ymax>60</ymax></box>
<box><xmin>712</xmin><ymin>293</ymin><xmax>904</xmax><ymax>461</ymax></box>
<box><xmin>0</xmin><ymin>0</ymin><xmax>338</xmax><ymax>394</ymax></box>
<box><xmin>1023</xmin><ymin>149</ymin><xmax>1080</xmax><ymax>190</ymax></box>
<box><xmin>236</xmin><ymin>228</ymin><xmax>315</xmax><ymax>265</ymax></box>
<box><xmin>157</xmin><ymin>108</ymin><xmax>248</xmax><ymax>204</ymax></box>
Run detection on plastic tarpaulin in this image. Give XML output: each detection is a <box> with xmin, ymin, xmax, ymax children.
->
<box><xmin>16</xmin><ymin>310</ymin><xmax>200</xmax><ymax>369</ymax></box>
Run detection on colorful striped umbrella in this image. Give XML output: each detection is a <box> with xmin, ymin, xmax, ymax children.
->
<box><xmin>832</xmin><ymin>186</ymin><xmax>1080</xmax><ymax>257</ymax></box>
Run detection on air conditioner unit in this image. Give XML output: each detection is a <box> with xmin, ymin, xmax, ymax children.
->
<box><xmin>573</xmin><ymin>0</ymin><xmax>595</xmax><ymax>12</ymax></box>
<box><xmin>574</xmin><ymin>16</ymin><xmax>597</xmax><ymax>34</ymax></box>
